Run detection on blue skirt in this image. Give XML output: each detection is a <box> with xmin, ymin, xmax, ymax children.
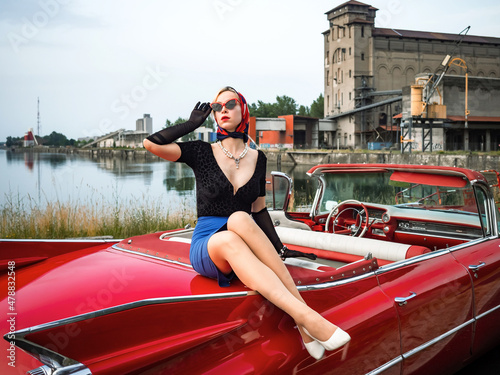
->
<box><xmin>190</xmin><ymin>216</ymin><xmax>235</xmax><ymax>287</ymax></box>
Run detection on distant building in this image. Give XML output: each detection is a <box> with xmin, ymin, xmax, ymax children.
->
<box><xmin>194</xmin><ymin>127</ymin><xmax>217</xmax><ymax>143</ymax></box>
<box><xmin>248</xmin><ymin>116</ymin><xmax>336</xmax><ymax>149</ymax></box>
<box><xmin>136</xmin><ymin>114</ymin><xmax>153</xmax><ymax>135</ymax></box>
<box><xmin>23</xmin><ymin>128</ymin><xmax>36</xmax><ymax>147</ymax></box>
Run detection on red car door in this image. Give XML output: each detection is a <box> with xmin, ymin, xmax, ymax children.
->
<box><xmin>451</xmin><ymin>238</ymin><xmax>500</xmax><ymax>357</ymax></box>
<box><xmin>449</xmin><ymin>183</ymin><xmax>500</xmax><ymax>359</ymax></box>
<box><xmin>376</xmin><ymin>251</ymin><xmax>474</xmax><ymax>375</ymax></box>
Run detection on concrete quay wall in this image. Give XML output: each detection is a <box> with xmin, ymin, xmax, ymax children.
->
<box><xmin>12</xmin><ymin>147</ymin><xmax>500</xmax><ymax>170</ymax></box>
<box><xmin>266</xmin><ymin>151</ymin><xmax>500</xmax><ymax>171</ymax></box>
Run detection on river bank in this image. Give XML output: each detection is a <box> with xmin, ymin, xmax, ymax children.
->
<box><xmin>6</xmin><ymin>146</ymin><xmax>500</xmax><ymax>171</ymax></box>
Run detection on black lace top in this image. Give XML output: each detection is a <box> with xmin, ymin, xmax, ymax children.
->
<box><xmin>176</xmin><ymin>141</ymin><xmax>267</xmax><ymax>217</ymax></box>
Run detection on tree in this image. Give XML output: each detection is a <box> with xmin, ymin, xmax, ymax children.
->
<box><xmin>203</xmin><ymin>115</ymin><xmax>215</xmax><ymax>130</ymax></box>
<box><xmin>298</xmin><ymin>105</ymin><xmax>310</xmax><ymax>116</ymax></box>
<box><xmin>250</xmin><ymin>96</ymin><xmax>298</xmax><ymax>118</ymax></box>
<box><xmin>42</xmin><ymin>131</ymin><xmax>69</xmax><ymax>147</ymax></box>
<box><xmin>310</xmin><ymin>93</ymin><xmax>324</xmax><ymax>118</ymax></box>
<box><xmin>6</xmin><ymin>136</ymin><xmax>22</xmax><ymax>147</ymax></box>
<box><xmin>250</xmin><ymin>101</ymin><xmax>276</xmax><ymax>117</ymax></box>
<box><xmin>275</xmin><ymin>95</ymin><xmax>297</xmax><ymax>116</ymax></box>
<box><xmin>168</xmin><ymin>117</ymin><xmax>195</xmax><ymax>142</ymax></box>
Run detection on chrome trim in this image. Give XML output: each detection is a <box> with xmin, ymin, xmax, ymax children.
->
<box><xmin>472</xmin><ymin>179</ymin><xmax>499</xmax><ymax>237</ymax></box>
<box><xmin>28</xmin><ymin>366</ymin><xmax>51</xmax><ymax>375</ymax></box>
<box><xmin>366</xmin><ymin>356</ymin><xmax>403</xmax><ymax>375</ymax></box>
<box><xmin>375</xmin><ymin>248</ymin><xmax>451</xmax><ymax>274</ymax></box>
<box><xmin>310</xmin><ymin>175</ymin><xmax>325</xmax><ymax>218</ymax></box>
<box><xmin>5</xmin><ymin>291</ymin><xmax>249</xmax><ymax>374</ymax></box>
<box><xmin>271</xmin><ymin>171</ymin><xmax>293</xmax><ymax>211</ymax></box>
<box><xmin>395</xmin><ymin>291</ymin><xmax>417</xmax><ymax>306</ymax></box>
<box><xmin>402</xmin><ymin>319</ymin><xmax>474</xmax><ymax>359</ymax></box>
<box><xmin>27</xmin><ymin>364</ymin><xmax>91</xmax><ymax>375</ymax></box>
<box><xmin>296</xmin><ymin>270</ymin><xmax>378</xmax><ymax>292</ymax></box>
<box><xmin>111</xmin><ymin>245</ymin><xmax>193</xmax><ymax>268</ymax></box>
<box><xmin>0</xmin><ymin>238</ymin><xmax>118</xmax><ymax>244</ymax></box>
<box><xmin>476</xmin><ymin>303</ymin><xmax>500</xmax><ymax>320</ymax></box>
<box><xmin>393</xmin><ymin>229</ymin><xmax>481</xmax><ymax>242</ymax></box>
<box><xmin>367</xmin><ymin>318</ymin><xmax>476</xmax><ymax>373</ymax></box>
<box><xmin>159</xmin><ymin>228</ymin><xmax>194</xmax><ymax>239</ymax></box>
<box><xmin>376</xmin><ymin>233</ymin><xmax>497</xmax><ymax>274</ymax></box>
<box><xmin>9</xmin><ymin>291</ymin><xmax>249</xmax><ymax>340</ymax></box>
<box><xmin>468</xmin><ymin>261</ymin><xmax>486</xmax><ymax>272</ymax></box>
<box><xmin>447</xmin><ymin>235</ymin><xmax>492</xmax><ymax>251</ymax></box>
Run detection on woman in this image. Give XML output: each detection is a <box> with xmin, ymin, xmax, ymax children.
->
<box><xmin>143</xmin><ymin>86</ymin><xmax>350</xmax><ymax>360</ymax></box>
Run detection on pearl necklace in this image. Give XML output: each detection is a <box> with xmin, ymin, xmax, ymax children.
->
<box><xmin>217</xmin><ymin>140</ymin><xmax>249</xmax><ymax>169</ymax></box>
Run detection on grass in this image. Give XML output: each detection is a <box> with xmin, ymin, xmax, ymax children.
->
<box><xmin>1</xmin><ymin>191</ymin><xmax>196</xmax><ymax>239</ymax></box>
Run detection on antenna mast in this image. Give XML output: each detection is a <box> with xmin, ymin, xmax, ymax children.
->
<box><xmin>37</xmin><ymin>97</ymin><xmax>41</xmax><ymax>136</ymax></box>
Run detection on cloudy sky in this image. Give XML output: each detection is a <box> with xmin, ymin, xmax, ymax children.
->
<box><xmin>1</xmin><ymin>0</ymin><xmax>499</xmax><ymax>142</ymax></box>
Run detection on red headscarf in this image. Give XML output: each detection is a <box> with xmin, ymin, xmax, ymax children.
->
<box><xmin>216</xmin><ymin>90</ymin><xmax>249</xmax><ymax>143</ymax></box>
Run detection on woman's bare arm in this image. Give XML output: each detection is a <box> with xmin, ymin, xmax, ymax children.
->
<box><xmin>143</xmin><ymin>139</ymin><xmax>181</xmax><ymax>162</ymax></box>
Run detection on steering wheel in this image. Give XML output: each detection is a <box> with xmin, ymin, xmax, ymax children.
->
<box><xmin>324</xmin><ymin>199</ymin><xmax>370</xmax><ymax>237</ymax></box>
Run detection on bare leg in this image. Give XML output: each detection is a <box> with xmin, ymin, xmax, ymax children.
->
<box><xmin>226</xmin><ymin>212</ymin><xmax>319</xmax><ymax>343</ymax></box>
<box><xmin>207</xmin><ymin>212</ymin><xmax>338</xmax><ymax>342</ymax></box>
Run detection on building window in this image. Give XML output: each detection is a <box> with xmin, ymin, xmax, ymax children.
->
<box><xmin>349</xmin><ymin>92</ymin><xmax>351</xmax><ymax>100</ymax></box>
<box><xmin>349</xmin><ymin>47</ymin><xmax>351</xmax><ymax>56</ymax></box>
<box><xmin>349</xmin><ymin>26</ymin><xmax>351</xmax><ymax>38</ymax></box>
<box><xmin>379</xmin><ymin>113</ymin><xmax>387</xmax><ymax>126</ymax></box>
<box><xmin>361</xmin><ymin>53</ymin><xmax>365</xmax><ymax>61</ymax></box>
<box><xmin>361</xmin><ymin>26</ymin><xmax>364</xmax><ymax>37</ymax></box>
<box><xmin>327</xmin><ymin>71</ymin><xmax>330</xmax><ymax>85</ymax></box>
<box><xmin>349</xmin><ymin>70</ymin><xmax>352</xmax><ymax>78</ymax></box>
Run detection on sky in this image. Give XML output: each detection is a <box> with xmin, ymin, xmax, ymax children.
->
<box><xmin>1</xmin><ymin>0</ymin><xmax>499</xmax><ymax>142</ymax></box>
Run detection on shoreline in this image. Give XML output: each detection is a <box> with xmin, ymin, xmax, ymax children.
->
<box><xmin>3</xmin><ymin>146</ymin><xmax>500</xmax><ymax>170</ymax></box>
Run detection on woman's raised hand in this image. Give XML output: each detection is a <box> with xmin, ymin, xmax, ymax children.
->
<box><xmin>188</xmin><ymin>102</ymin><xmax>212</xmax><ymax>128</ymax></box>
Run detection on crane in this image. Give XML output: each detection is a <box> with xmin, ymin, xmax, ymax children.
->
<box><xmin>421</xmin><ymin>26</ymin><xmax>470</xmax><ymax>114</ymax></box>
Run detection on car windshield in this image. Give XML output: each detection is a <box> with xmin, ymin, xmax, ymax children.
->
<box><xmin>319</xmin><ymin>171</ymin><xmax>478</xmax><ymax>215</ymax></box>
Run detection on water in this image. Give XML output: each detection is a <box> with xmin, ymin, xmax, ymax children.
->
<box><xmin>0</xmin><ymin>149</ymin><xmax>317</xmax><ymax>214</ymax></box>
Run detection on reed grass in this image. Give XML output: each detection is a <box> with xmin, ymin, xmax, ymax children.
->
<box><xmin>1</xmin><ymin>191</ymin><xmax>196</xmax><ymax>239</ymax></box>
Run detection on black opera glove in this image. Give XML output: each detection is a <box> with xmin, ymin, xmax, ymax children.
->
<box><xmin>252</xmin><ymin>207</ymin><xmax>317</xmax><ymax>261</ymax></box>
<box><xmin>146</xmin><ymin>102</ymin><xmax>212</xmax><ymax>145</ymax></box>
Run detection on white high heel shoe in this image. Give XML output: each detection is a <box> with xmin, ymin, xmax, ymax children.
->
<box><xmin>303</xmin><ymin>327</ymin><xmax>351</xmax><ymax>351</ymax></box>
<box><xmin>304</xmin><ymin>338</ymin><xmax>325</xmax><ymax>360</ymax></box>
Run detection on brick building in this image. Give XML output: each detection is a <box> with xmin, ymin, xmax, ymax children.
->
<box><xmin>323</xmin><ymin>0</ymin><xmax>500</xmax><ymax>151</ymax></box>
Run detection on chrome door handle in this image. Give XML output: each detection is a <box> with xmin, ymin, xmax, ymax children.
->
<box><xmin>395</xmin><ymin>292</ymin><xmax>417</xmax><ymax>306</ymax></box>
<box><xmin>469</xmin><ymin>262</ymin><xmax>486</xmax><ymax>272</ymax></box>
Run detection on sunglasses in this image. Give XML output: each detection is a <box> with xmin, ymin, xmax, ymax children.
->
<box><xmin>210</xmin><ymin>98</ymin><xmax>240</xmax><ymax>112</ymax></box>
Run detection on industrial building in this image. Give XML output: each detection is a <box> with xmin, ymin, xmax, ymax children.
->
<box><xmin>323</xmin><ymin>0</ymin><xmax>500</xmax><ymax>151</ymax></box>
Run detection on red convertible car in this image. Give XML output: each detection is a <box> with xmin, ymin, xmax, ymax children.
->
<box><xmin>1</xmin><ymin>163</ymin><xmax>500</xmax><ymax>375</ymax></box>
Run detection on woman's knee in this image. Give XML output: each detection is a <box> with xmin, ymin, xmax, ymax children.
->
<box><xmin>227</xmin><ymin>211</ymin><xmax>253</xmax><ymax>232</ymax></box>
<box><xmin>210</xmin><ymin>230</ymin><xmax>240</xmax><ymax>250</ymax></box>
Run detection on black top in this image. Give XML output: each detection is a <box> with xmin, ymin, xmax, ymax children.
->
<box><xmin>176</xmin><ymin>141</ymin><xmax>267</xmax><ymax>217</ymax></box>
